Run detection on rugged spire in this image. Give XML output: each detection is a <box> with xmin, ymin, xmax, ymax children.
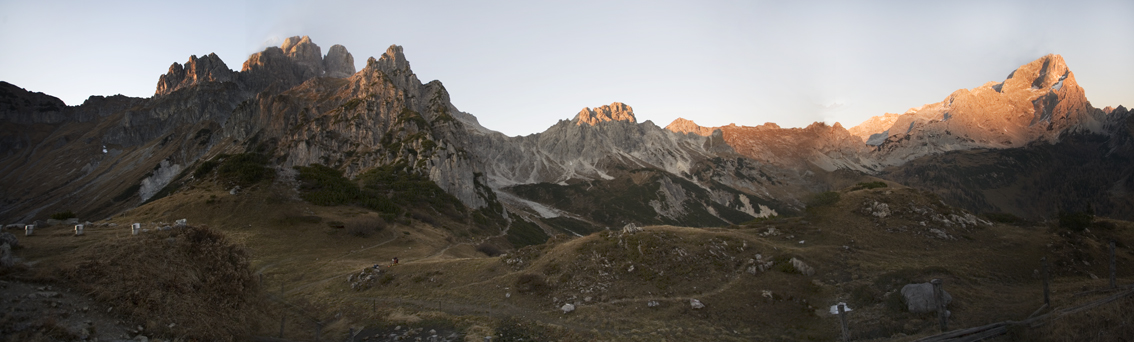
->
<box><xmin>574</xmin><ymin>102</ymin><xmax>637</xmax><ymax>126</ymax></box>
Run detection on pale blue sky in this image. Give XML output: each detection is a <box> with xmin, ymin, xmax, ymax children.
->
<box><xmin>1</xmin><ymin>0</ymin><xmax>1131</xmax><ymax>136</ymax></box>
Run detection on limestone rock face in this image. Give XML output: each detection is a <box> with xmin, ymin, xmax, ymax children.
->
<box><xmin>848</xmin><ymin>112</ymin><xmax>901</xmax><ymax>145</ymax></box>
<box><xmin>666</xmin><ymin>119</ymin><xmax>880</xmax><ymax>173</ymax></box>
<box><xmin>155</xmin><ymin>53</ymin><xmax>235</xmax><ymax>96</ymax></box>
<box><xmin>323</xmin><ymin>44</ymin><xmax>356</xmax><ymax>78</ymax></box>
<box><xmin>575</xmin><ymin>102</ymin><xmax>636</xmax><ymax>126</ymax></box>
<box><xmin>369</xmin><ymin>45</ymin><xmax>421</xmax><ymax>91</ymax></box>
<box><xmin>860</xmin><ymin>54</ymin><xmax>1106</xmax><ymax>167</ymax></box>
<box><xmin>665</xmin><ymin>118</ymin><xmax>716</xmax><ymax>136</ymax></box>
<box><xmin>281</xmin><ymin>36</ymin><xmax>324</xmax><ymax>79</ymax></box>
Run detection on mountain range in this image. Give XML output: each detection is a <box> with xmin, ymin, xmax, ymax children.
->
<box><xmin>2</xmin><ymin>36</ymin><xmax>1130</xmax><ymax>240</ymax></box>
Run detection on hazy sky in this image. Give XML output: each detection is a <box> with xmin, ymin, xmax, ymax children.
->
<box><xmin>1</xmin><ymin>0</ymin><xmax>1131</xmax><ymax>136</ymax></box>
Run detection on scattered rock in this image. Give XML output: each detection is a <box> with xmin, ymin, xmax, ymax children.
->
<box><xmin>348</xmin><ymin>267</ymin><xmax>384</xmax><ymax>291</ymax></box>
<box><xmin>790</xmin><ymin>257</ymin><xmax>816</xmax><ymax>276</ymax></box>
<box><xmin>647</xmin><ymin>301</ymin><xmax>659</xmax><ymax>307</ymax></box>
<box><xmin>689</xmin><ymin>299</ymin><xmax>705</xmax><ymax>309</ymax></box>
<box><xmin>0</xmin><ymin>243</ymin><xmax>16</xmax><ymax>268</ymax></box>
<box><xmin>862</xmin><ymin>200</ymin><xmax>891</xmax><ymax>218</ymax></box>
<box><xmin>900</xmin><ymin>282</ymin><xmax>952</xmax><ymax>313</ymax></box>
<box><xmin>560</xmin><ymin>303</ymin><xmax>575</xmax><ymax>313</ymax></box>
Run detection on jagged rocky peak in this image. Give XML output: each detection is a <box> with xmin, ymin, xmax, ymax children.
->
<box><xmin>155</xmin><ymin>53</ymin><xmax>235</xmax><ymax>96</ymax></box>
<box><xmin>323</xmin><ymin>44</ymin><xmax>355</xmax><ymax>78</ymax></box>
<box><xmin>280</xmin><ymin>35</ymin><xmax>324</xmax><ymax>78</ymax></box>
<box><xmin>574</xmin><ymin>102</ymin><xmax>637</xmax><ymax>126</ymax></box>
<box><xmin>848</xmin><ymin>112</ymin><xmax>900</xmax><ymax>144</ymax></box>
<box><xmin>1000</xmin><ymin>54</ymin><xmax>1073</xmax><ymax>92</ymax></box>
<box><xmin>665</xmin><ymin>117</ymin><xmax>715</xmax><ymax>136</ymax></box>
<box><xmin>365</xmin><ymin>45</ymin><xmax>421</xmax><ymax>91</ymax></box>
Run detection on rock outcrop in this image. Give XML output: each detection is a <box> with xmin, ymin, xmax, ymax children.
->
<box><xmin>859</xmin><ymin>54</ymin><xmax>1107</xmax><ymax>166</ymax></box>
<box><xmin>900</xmin><ymin>282</ymin><xmax>952</xmax><ymax>314</ymax></box>
<box><xmin>0</xmin><ymin>81</ymin><xmax>67</xmax><ymax>124</ymax></box>
<box><xmin>666</xmin><ymin>119</ymin><xmax>879</xmax><ymax>173</ymax></box>
<box><xmin>323</xmin><ymin>44</ymin><xmax>356</xmax><ymax>78</ymax></box>
<box><xmin>155</xmin><ymin>53</ymin><xmax>235</xmax><ymax>96</ymax></box>
<box><xmin>574</xmin><ymin>102</ymin><xmax>637</xmax><ymax>126</ymax></box>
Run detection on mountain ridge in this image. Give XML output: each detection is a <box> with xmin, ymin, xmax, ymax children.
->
<box><xmin>0</xmin><ymin>39</ymin><xmax>1128</xmax><ymax>231</ymax></box>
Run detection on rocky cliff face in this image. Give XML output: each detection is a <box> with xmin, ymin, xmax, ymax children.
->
<box><xmin>666</xmin><ymin>119</ymin><xmax>880</xmax><ymax>173</ymax></box>
<box><xmin>854</xmin><ymin>54</ymin><xmax>1107</xmax><ymax>166</ymax></box>
<box><xmin>155</xmin><ymin>53</ymin><xmax>235</xmax><ymax>96</ymax></box>
<box><xmin>0</xmin><ymin>81</ymin><xmax>67</xmax><ymax>124</ymax></box>
<box><xmin>224</xmin><ymin>44</ymin><xmax>490</xmax><ymax>209</ymax></box>
<box><xmin>465</xmin><ymin>102</ymin><xmax>818</xmax><ymax>227</ymax></box>
<box><xmin>881</xmin><ymin>106</ymin><xmax>1134</xmax><ymax>220</ymax></box>
<box><xmin>574</xmin><ymin>102</ymin><xmax>637</xmax><ymax>126</ymax></box>
<box><xmin>0</xmin><ymin>40</ymin><xmax>1124</xmax><ymax>232</ymax></box>
<box><xmin>323</xmin><ymin>44</ymin><xmax>356</xmax><ymax>78</ymax></box>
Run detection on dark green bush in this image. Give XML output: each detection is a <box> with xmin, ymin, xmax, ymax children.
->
<box><xmin>193</xmin><ymin>160</ymin><xmax>220</xmax><ymax>178</ymax></box>
<box><xmin>1059</xmin><ymin>210</ymin><xmax>1094</xmax><ymax>231</ymax></box>
<box><xmin>295</xmin><ymin>164</ymin><xmax>360</xmax><ymax>206</ymax></box>
<box><xmin>51</xmin><ymin>211</ymin><xmax>77</xmax><ymax>220</ymax></box>
<box><xmin>216</xmin><ymin>153</ymin><xmax>272</xmax><ymax>187</ymax></box>
<box><xmin>506</xmin><ymin>218</ymin><xmax>550</xmax><ymax>248</ymax></box>
<box><xmin>806</xmin><ymin>191</ymin><xmax>841</xmax><ymax>208</ymax></box>
<box><xmin>851</xmin><ymin>181</ymin><xmax>888</xmax><ymax>190</ymax></box>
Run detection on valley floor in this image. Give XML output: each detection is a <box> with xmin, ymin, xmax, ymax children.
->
<box><xmin>4</xmin><ymin>181</ymin><xmax>1134</xmax><ymax>341</ymax></box>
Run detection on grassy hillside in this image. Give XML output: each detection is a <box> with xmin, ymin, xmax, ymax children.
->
<box><xmin>4</xmin><ymin>175</ymin><xmax>1133</xmax><ymax>341</ymax></box>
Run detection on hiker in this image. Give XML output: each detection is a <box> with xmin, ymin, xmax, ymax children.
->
<box><xmin>392</xmin><ymin>257</ymin><xmax>399</xmax><ymax>265</ymax></box>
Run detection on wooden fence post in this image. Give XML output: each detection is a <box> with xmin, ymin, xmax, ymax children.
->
<box><xmin>1110</xmin><ymin>241</ymin><xmax>1117</xmax><ymax>289</ymax></box>
<box><xmin>838</xmin><ymin>303</ymin><xmax>850</xmax><ymax>342</ymax></box>
<box><xmin>279</xmin><ymin>315</ymin><xmax>285</xmax><ymax>338</ymax></box>
<box><xmin>932</xmin><ymin>279</ymin><xmax>947</xmax><ymax>332</ymax></box>
<box><xmin>1042</xmin><ymin>257</ymin><xmax>1050</xmax><ymax>305</ymax></box>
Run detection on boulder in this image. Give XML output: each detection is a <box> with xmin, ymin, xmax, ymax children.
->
<box><xmin>0</xmin><ymin>232</ymin><xmax>18</xmax><ymax>248</ymax></box>
<box><xmin>621</xmin><ymin>223</ymin><xmax>642</xmax><ymax>234</ymax></box>
<box><xmin>561</xmin><ymin>303</ymin><xmax>575</xmax><ymax>313</ymax></box>
<box><xmin>323</xmin><ymin>44</ymin><xmax>356</xmax><ymax>78</ymax></box>
<box><xmin>790</xmin><ymin>257</ymin><xmax>816</xmax><ymax>276</ymax></box>
<box><xmin>689</xmin><ymin>298</ymin><xmax>705</xmax><ymax>309</ymax></box>
<box><xmin>901</xmin><ymin>282</ymin><xmax>952</xmax><ymax>313</ymax></box>
<box><xmin>0</xmin><ymin>243</ymin><xmax>15</xmax><ymax>267</ymax></box>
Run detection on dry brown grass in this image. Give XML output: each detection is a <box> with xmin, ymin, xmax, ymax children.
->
<box><xmin>57</xmin><ymin>225</ymin><xmax>261</xmax><ymax>340</ymax></box>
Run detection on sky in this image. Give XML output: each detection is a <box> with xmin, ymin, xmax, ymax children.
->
<box><xmin>1</xmin><ymin>0</ymin><xmax>1131</xmax><ymax>137</ymax></box>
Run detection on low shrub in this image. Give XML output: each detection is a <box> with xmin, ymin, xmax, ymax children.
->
<box><xmin>1058</xmin><ymin>210</ymin><xmax>1094</xmax><ymax>232</ymax></box>
<box><xmin>216</xmin><ymin>153</ymin><xmax>272</xmax><ymax>187</ymax></box>
<box><xmin>851</xmin><ymin>181</ymin><xmax>888</xmax><ymax>191</ymax></box>
<box><xmin>476</xmin><ymin>243</ymin><xmax>502</xmax><ymax>257</ymax></box>
<box><xmin>514</xmin><ymin>273</ymin><xmax>550</xmax><ymax>295</ymax></box>
<box><xmin>50</xmin><ymin>211</ymin><xmax>76</xmax><ymax>220</ymax></box>
<box><xmin>345</xmin><ymin>217</ymin><xmax>387</xmax><ymax>238</ymax></box>
<box><xmin>806</xmin><ymin>191</ymin><xmax>841</xmax><ymax>208</ymax></box>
